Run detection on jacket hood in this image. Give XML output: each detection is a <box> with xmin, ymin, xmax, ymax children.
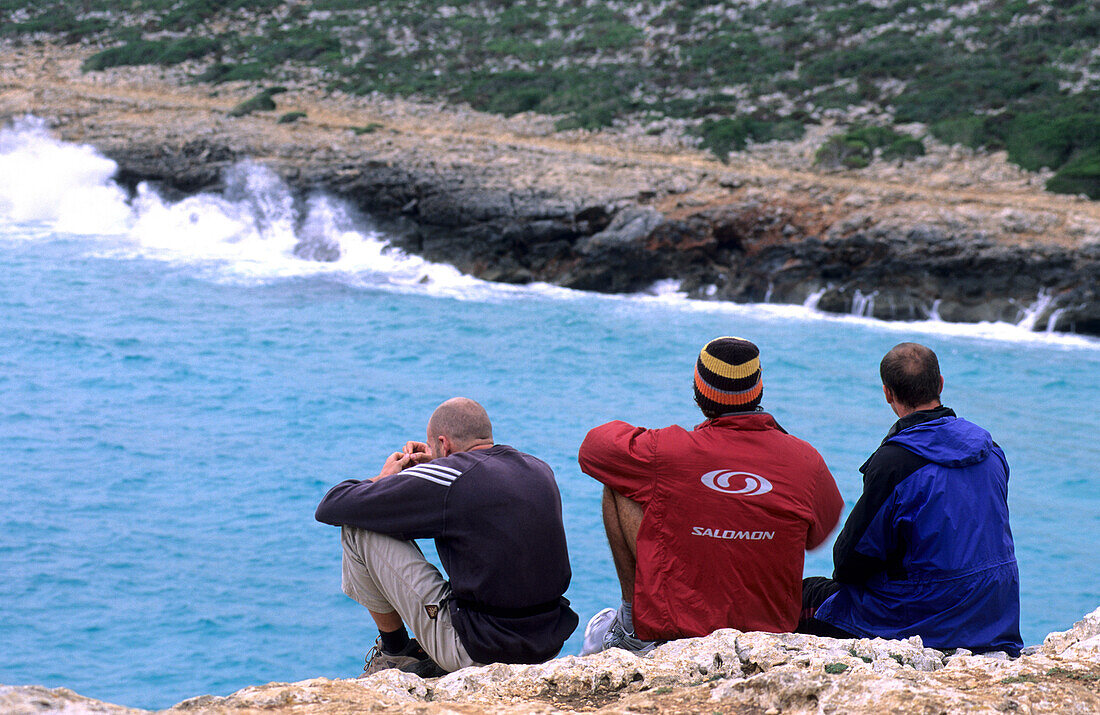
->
<box><xmin>887</xmin><ymin>416</ymin><xmax>993</xmax><ymax>467</ymax></box>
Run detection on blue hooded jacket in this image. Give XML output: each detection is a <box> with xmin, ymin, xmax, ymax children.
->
<box><xmin>815</xmin><ymin>408</ymin><xmax>1022</xmax><ymax>654</ymax></box>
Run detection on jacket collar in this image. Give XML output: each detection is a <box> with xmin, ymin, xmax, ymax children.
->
<box><xmin>696</xmin><ymin>409</ymin><xmax>787</xmax><ymax>434</ymax></box>
<box><xmin>883</xmin><ymin>405</ymin><xmax>956</xmax><ymax>443</ymax></box>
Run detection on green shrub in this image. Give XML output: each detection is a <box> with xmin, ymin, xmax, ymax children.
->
<box><xmin>453</xmin><ymin>66</ymin><xmax>642</xmax><ymax>128</ymax></box>
<box><xmin>228</xmin><ymin>87</ymin><xmax>286</xmax><ymax>117</ymax></box>
<box><xmin>253</xmin><ymin>32</ymin><xmax>341</xmax><ymax>65</ymax></box>
<box><xmin>497</xmin><ymin>6</ymin><xmax>547</xmax><ymax>35</ymax></box>
<box><xmin>162</xmin><ymin>0</ymin><xmax>221</xmax><ymax>29</ymax></box>
<box><xmin>352</xmin><ymin>123</ymin><xmax>384</xmax><ymax>135</ymax></box>
<box><xmin>698</xmin><ymin>119</ymin><xmax>749</xmax><ymax>158</ymax></box>
<box><xmin>277</xmin><ymin>111</ymin><xmax>306</xmax><ymax>124</ymax></box>
<box><xmin>196</xmin><ymin>62</ymin><xmax>268</xmax><ymax>84</ymax></box>
<box><xmin>811</xmin><ymin>85</ymin><xmax>862</xmax><ymax>110</ymax></box>
<box><xmin>0</xmin><ymin>10</ymin><xmax>110</xmax><ymax>40</ymax></box>
<box><xmin>931</xmin><ymin>116</ymin><xmax>998</xmax><ymax>149</ymax></box>
<box><xmin>458</xmin><ymin>70</ymin><xmax>553</xmax><ymax>116</ymax></box>
<box><xmin>555</xmin><ymin>105</ymin><xmax>617</xmax><ymax>131</ymax></box>
<box><xmin>696</xmin><ymin>117</ymin><xmax>804</xmax><ymax>161</ymax></box>
<box><xmin>846</xmin><ymin>125</ymin><xmax>902</xmax><ymax>149</ymax></box>
<box><xmin>883</xmin><ymin>136</ymin><xmax>926</xmax><ymax>160</ymax></box>
<box><xmin>801</xmin><ymin>34</ymin><xmax>939</xmax><ymax>87</ymax></box>
<box><xmin>895</xmin><ymin>57</ymin><xmax>1063</xmax><ymax>124</ymax></box>
<box><xmin>1003</xmin><ymin>112</ymin><xmax>1100</xmax><ymax>171</ymax></box>
<box><xmin>161</xmin><ymin>0</ymin><xmax>283</xmax><ymax>30</ymax></box>
<box><xmin>1046</xmin><ymin>149</ymin><xmax>1100</xmax><ymax>198</ymax></box>
<box><xmin>764</xmin><ymin>119</ymin><xmax>805</xmax><ymax>144</ymax></box>
<box><xmin>576</xmin><ymin>19</ymin><xmax>641</xmax><ymax>52</ymax></box>
<box><xmin>6</xmin><ymin>0</ymin><xmax>1100</xmax><ymax>192</ymax></box>
<box><xmin>816</xmin><ymin>136</ymin><xmax>871</xmax><ymax>169</ymax></box>
<box><xmin>815</xmin><ymin>125</ymin><xmax>924</xmax><ymax>168</ymax></box>
<box><xmin>82</xmin><ymin>37</ymin><xmax>219</xmax><ymax>71</ymax></box>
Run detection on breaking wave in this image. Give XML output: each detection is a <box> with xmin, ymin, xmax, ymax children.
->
<box><xmin>1</xmin><ymin>117</ymin><xmax>1096</xmax><ymax>348</ymax></box>
<box><xmin>0</xmin><ymin>116</ymin><xmax>499</xmax><ymax>296</ymax></box>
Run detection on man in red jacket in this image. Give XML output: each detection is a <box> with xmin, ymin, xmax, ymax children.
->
<box><xmin>578</xmin><ymin>337</ymin><xmax>842</xmax><ymax>654</ymax></box>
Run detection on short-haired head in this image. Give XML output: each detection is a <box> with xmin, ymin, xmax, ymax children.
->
<box><xmin>693</xmin><ymin>336</ymin><xmax>763</xmax><ymax>419</ymax></box>
<box><xmin>427</xmin><ymin>397</ymin><xmax>493</xmax><ymax>455</ymax></box>
<box><xmin>879</xmin><ymin>342</ymin><xmax>942</xmax><ymax>409</ymax></box>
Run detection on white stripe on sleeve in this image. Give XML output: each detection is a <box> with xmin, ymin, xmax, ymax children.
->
<box><xmin>403</xmin><ymin>464</ymin><xmax>463</xmax><ymax>487</ymax></box>
<box><xmin>409</xmin><ymin>465</ymin><xmax>461</xmax><ymax>482</ymax></box>
<box><xmin>404</xmin><ymin>470</ymin><xmax>452</xmax><ymax>487</ymax></box>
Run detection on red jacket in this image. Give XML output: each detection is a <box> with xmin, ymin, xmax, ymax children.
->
<box><xmin>578</xmin><ymin>413</ymin><xmax>842</xmax><ymax>640</ymax></box>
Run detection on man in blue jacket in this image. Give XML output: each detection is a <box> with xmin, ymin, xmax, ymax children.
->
<box><xmin>316</xmin><ymin>397</ymin><xmax>577</xmax><ymax>676</ymax></box>
<box><xmin>800</xmin><ymin>343</ymin><xmax>1022</xmax><ymax>655</ymax></box>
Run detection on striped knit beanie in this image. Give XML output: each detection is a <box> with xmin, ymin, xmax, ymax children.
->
<box><xmin>693</xmin><ymin>337</ymin><xmax>763</xmax><ymax>415</ymax></box>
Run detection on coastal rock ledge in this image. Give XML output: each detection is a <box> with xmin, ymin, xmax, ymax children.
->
<box><xmin>5</xmin><ymin>44</ymin><xmax>1100</xmax><ymax>336</ymax></box>
<box><xmin>5</xmin><ymin>607</ymin><xmax>1098</xmax><ymax>714</ymax></box>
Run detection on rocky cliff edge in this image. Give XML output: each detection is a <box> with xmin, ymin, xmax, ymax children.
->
<box><xmin>3</xmin><ymin>607</ymin><xmax>1098</xmax><ymax>714</ymax></box>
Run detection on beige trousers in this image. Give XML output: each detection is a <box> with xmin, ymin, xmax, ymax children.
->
<box><xmin>340</xmin><ymin>526</ymin><xmax>480</xmax><ymax>672</ymax></box>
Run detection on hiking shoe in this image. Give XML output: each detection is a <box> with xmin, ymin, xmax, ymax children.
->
<box><xmin>400</xmin><ymin>655</ymin><xmax>448</xmax><ymax>678</ymax></box>
<box><xmin>358</xmin><ymin>637</ymin><xmax>446</xmax><ymax>678</ymax></box>
<box><xmin>581</xmin><ymin>607</ymin><xmax>660</xmax><ymax>656</ymax></box>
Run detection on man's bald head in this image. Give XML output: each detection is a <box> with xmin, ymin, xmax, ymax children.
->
<box><xmin>427</xmin><ymin>397</ymin><xmax>494</xmax><ymax>454</ymax></box>
<box><xmin>880</xmin><ymin>342</ymin><xmax>942</xmax><ymax>410</ymax></box>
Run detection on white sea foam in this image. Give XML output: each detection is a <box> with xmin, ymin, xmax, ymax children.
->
<box><xmin>0</xmin><ymin>118</ymin><xmax>489</xmax><ymax>292</ymax></box>
<box><xmin>119</xmin><ymin>162</ymin><xmax>501</xmax><ymax>293</ymax></box>
<box><xmin>618</xmin><ymin>282</ymin><xmax>1100</xmax><ymax>350</ymax></box>
<box><xmin>1014</xmin><ymin>288</ymin><xmax>1054</xmax><ymax>331</ymax></box>
<box><xmin>1</xmin><ymin>118</ymin><xmax>1097</xmax><ymax>350</ymax></box>
<box><xmin>0</xmin><ymin>117</ymin><xmax>131</xmax><ymax>234</ymax></box>
<box><xmin>851</xmin><ymin>288</ymin><xmax>877</xmax><ymax>318</ymax></box>
<box><xmin>802</xmin><ymin>287</ymin><xmax>827</xmax><ymax>309</ymax></box>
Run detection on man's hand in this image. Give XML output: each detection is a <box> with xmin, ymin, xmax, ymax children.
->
<box><xmin>371</xmin><ymin>451</ymin><xmax>414</xmax><ymax>482</ymax></box>
<box><xmin>403</xmin><ymin>440</ymin><xmax>433</xmax><ymax>465</ymax></box>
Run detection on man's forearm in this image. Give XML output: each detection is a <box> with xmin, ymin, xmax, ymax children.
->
<box><xmin>315</xmin><ymin>478</ymin><xmax>367</xmax><ymax>526</ymax></box>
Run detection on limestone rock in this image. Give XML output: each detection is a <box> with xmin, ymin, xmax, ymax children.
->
<box><xmin>5</xmin><ymin>610</ymin><xmax>1100</xmax><ymax>714</ymax></box>
<box><xmin>0</xmin><ymin>684</ymin><xmax>141</xmax><ymax>714</ymax></box>
<box><xmin>1042</xmin><ymin>606</ymin><xmax>1100</xmax><ymax>659</ymax></box>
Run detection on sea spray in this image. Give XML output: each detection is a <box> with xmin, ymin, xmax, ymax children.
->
<box><xmin>850</xmin><ymin>289</ymin><xmax>878</xmax><ymax>318</ymax></box>
<box><xmin>1</xmin><ymin>119</ymin><xmax>1097</xmax><ymax>348</ymax></box>
<box><xmin>0</xmin><ymin>117</ymin><xmax>130</xmax><ymax>234</ymax></box>
<box><xmin>0</xmin><ymin>119</ymin><xmax>485</xmax><ymax>290</ymax></box>
<box><xmin>802</xmin><ymin>287</ymin><xmax>827</xmax><ymax>310</ymax></box>
<box><xmin>1015</xmin><ymin>289</ymin><xmax>1055</xmax><ymax>332</ymax></box>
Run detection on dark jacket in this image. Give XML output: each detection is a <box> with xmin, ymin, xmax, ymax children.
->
<box><xmin>815</xmin><ymin>407</ymin><xmax>1023</xmax><ymax>654</ymax></box>
<box><xmin>315</xmin><ymin>444</ymin><xmax>578</xmax><ymax>664</ymax></box>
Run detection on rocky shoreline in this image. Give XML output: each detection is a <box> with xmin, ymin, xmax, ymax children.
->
<box><xmin>101</xmin><ymin>138</ymin><xmax>1100</xmax><ymax>334</ymax></box>
<box><xmin>3</xmin><ymin>43</ymin><xmax>1100</xmax><ymax>335</ymax></box>
<box><xmin>4</xmin><ymin>607</ymin><xmax>1098</xmax><ymax>714</ymax></box>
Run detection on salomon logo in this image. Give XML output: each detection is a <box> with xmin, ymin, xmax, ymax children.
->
<box><xmin>692</xmin><ymin>527</ymin><xmax>775</xmax><ymax>540</ymax></box>
<box><xmin>700</xmin><ymin>470</ymin><xmax>772</xmax><ymax>496</ymax></box>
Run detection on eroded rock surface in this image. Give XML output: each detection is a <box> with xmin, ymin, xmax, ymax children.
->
<box><xmin>6</xmin><ymin>607</ymin><xmax>1099</xmax><ymax>714</ymax></box>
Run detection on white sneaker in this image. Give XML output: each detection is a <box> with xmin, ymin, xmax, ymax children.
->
<box><xmin>581</xmin><ymin>607</ymin><xmax>660</xmax><ymax>656</ymax></box>
<box><xmin>581</xmin><ymin>607</ymin><xmax>616</xmax><ymax>655</ymax></box>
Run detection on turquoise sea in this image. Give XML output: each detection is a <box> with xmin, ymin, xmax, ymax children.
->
<box><xmin>2</xmin><ymin>119</ymin><xmax>1098</xmax><ymax>709</ymax></box>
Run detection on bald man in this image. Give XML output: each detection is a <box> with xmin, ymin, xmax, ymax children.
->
<box><xmin>316</xmin><ymin>398</ymin><xmax>577</xmax><ymax>676</ymax></box>
<box><xmin>799</xmin><ymin>343</ymin><xmax>1022</xmax><ymax>655</ymax></box>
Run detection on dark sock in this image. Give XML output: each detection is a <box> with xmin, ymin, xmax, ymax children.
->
<box><xmin>379</xmin><ymin>626</ymin><xmax>410</xmax><ymax>654</ymax></box>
